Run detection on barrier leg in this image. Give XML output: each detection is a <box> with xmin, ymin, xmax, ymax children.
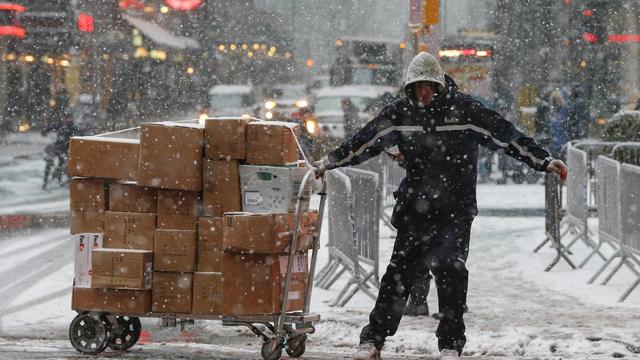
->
<box><xmin>320</xmin><ymin>264</ymin><xmax>348</xmax><ymax>290</ymax></box>
<box><xmin>330</xmin><ymin>278</ymin><xmax>357</xmax><ymax>307</ymax></box>
<box><xmin>315</xmin><ymin>259</ymin><xmax>337</xmax><ymax>286</ymax></box>
<box><xmin>533</xmin><ymin>236</ymin><xmax>550</xmax><ymax>253</ymax></box>
<box><xmin>579</xmin><ymin>241</ymin><xmax>604</xmax><ymax>268</ymax></box>
<box><xmin>338</xmin><ymin>271</ymin><xmax>377</xmax><ymax>307</ymax></box>
<box><xmin>564</xmin><ymin>231</ymin><xmax>584</xmax><ymax>252</ymax></box>
<box><xmin>317</xmin><ymin>262</ymin><xmax>341</xmax><ymax>289</ymax></box>
<box><xmin>618</xmin><ymin>278</ymin><xmax>640</xmax><ymax>302</ymax></box>
<box><xmin>588</xmin><ymin>251</ymin><xmax>620</xmax><ymax>284</ymax></box>
<box><xmin>601</xmin><ymin>258</ymin><xmax>626</xmax><ymax>285</ymax></box>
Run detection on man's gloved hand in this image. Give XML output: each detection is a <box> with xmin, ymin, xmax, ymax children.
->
<box><xmin>313</xmin><ymin>160</ymin><xmax>327</xmax><ymax>179</ymax></box>
<box><xmin>547</xmin><ymin>159</ymin><xmax>568</xmax><ymax>181</ymax></box>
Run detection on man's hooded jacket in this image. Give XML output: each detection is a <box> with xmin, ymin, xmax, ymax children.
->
<box><xmin>324</xmin><ymin>52</ymin><xmax>552</xmax><ymax>226</ymax></box>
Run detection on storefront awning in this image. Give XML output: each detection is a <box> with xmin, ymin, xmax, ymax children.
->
<box><xmin>123</xmin><ymin>14</ymin><xmax>199</xmax><ymax>50</ymax></box>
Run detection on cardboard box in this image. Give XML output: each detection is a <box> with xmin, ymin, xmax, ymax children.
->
<box><xmin>109</xmin><ymin>182</ymin><xmax>157</xmax><ymax>213</ymax></box>
<box><xmin>154</xmin><ymin>229</ymin><xmax>197</xmax><ymax>272</ymax></box>
<box><xmin>104</xmin><ymin>212</ymin><xmax>156</xmax><ymax>251</ymax></box>
<box><xmin>223</xmin><ymin>212</ymin><xmax>317</xmax><ymax>254</ymax></box>
<box><xmin>192</xmin><ymin>272</ymin><xmax>223</xmax><ymax>315</ymax></box>
<box><xmin>68</xmin><ymin>136</ymin><xmax>139</xmax><ymax>181</ymax></box>
<box><xmin>204</xmin><ymin>118</ymin><xmax>250</xmax><ymax>160</ymax></box>
<box><xmin>91</xmin><ymin>249</ymin><xmax>153</xmax><ymax>290</ymax></box>
<box><xmin>70</xmin><ymin>178</ymin><xmax>107</xmax><ymax>234</ymax></box>
<box><xmin>222</xmin><ymin>253</ymin><xmax>307</xmax><ymax>315</ymax></box>
<box><xmin>246</xmin><ymin>121</ymin><xmax>300</xmax><ymax>165</ymax></box>
<box><xmin>72</xmin><ymin>287</ymin><xmax>151</xmax><ymax>314</ymax></box>
<box><xmin>74</xmin><ymin>233</ymin><xmax>103</xmax><ymax>288</ymax></box>
<box><xmin>203</xmin><ymin>159</ymin><xmax>241</xmax><ymax>217</ymax></box>
<box><xmin>138</xmin><ymin>122</ymin><xmax>204</xmax><ymax>191</ymax></box>
<box><xmin>157</xmin><ymin>190</ymin><xmax>199</xmax><ymax>230</ymax></box>
<box><xmin>198</xmin><ymin>217</ymin><xmax>223</xmax><ymax>272</ymax></box>
<box><xmin>152</xmin><ymin>272</ymin><xmax>193</xmax><ymax>314</ymax></box>
<box><xmin>239</xmin><ymin>164</ymin><xmax>310</xmax><ymax>213</ymax></box>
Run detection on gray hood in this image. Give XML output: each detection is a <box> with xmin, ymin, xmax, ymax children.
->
<box><xmin>403</xmin><ymin>52</ymin><xmax>446</xmax><ymax>97</ymax></box>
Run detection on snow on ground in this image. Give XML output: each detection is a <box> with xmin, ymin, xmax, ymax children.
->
<box><xmin>0</xmin><ymin>184</ymin><xmax>638</xmax><ymax>359</ymax></box>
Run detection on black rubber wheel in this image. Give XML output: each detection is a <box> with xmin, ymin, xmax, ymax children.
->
<box><xmin>285</xmin><ymin>334</ymin><xmax>307</xmax><ymax>358</ymax></box>
<box><xmin>261</xmin><ymin>337</ymin><xmax>283</xmax><ymax>360</ymax></box>
<box><xmin>512</xmin><ymin>169</ymin><xmax>525</xmax><ymax>184</ymax></box>
<box><xmin>69</xmin><ymin>312</ymin><xmax>112</xmax><ymax>355</ymax></box>
<box><xmin>108</xmin><ymin>316</ymin><xmax>142</xmax><ymax>351</ymax></box>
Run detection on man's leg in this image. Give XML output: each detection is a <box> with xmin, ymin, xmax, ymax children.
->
<box><xmin>404</xmin><ymin>258</ymin><xmax>431</xmax><ymax>316</ymax></box>
<box><xmin>429</xmin><ymin>217</ymin><xmax>473</xmax><ymax>355</ymax></box>
<box><xmin>359</xmin><ymin>227</ymin><xmax>425</xmax><ymax>349</ymax></box>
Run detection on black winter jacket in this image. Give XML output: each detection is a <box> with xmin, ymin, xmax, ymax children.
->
<box><xmin>324</xmin><ymin>76</ymin><xmax>552</xmax><ymax>225</ymax></box>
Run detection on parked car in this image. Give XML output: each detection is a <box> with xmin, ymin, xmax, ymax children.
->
<box><xmin>313</xmin><ymin>85</ymin><xmax>395</xmax><ymax>140</ymax></box>
<box><xmin>259</xmin><ymin>84</ymin><xmax>309</xmax><ymax>121</ymax></box>
<box><xmin>203</xmin><ymin>85</ymin><xmax>256</xmax><ymax>119</ymax></box>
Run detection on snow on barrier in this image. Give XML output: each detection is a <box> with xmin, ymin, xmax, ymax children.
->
<box><xmin>315</xmin><ymin>167</ymin><xmax>380</xmax><ymax>307</ymax></box>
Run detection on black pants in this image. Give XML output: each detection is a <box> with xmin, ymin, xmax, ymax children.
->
<box><xmin>359</xmin><ymin>216</ymin><xmax>473</xmax><ymax>353</ymax></box>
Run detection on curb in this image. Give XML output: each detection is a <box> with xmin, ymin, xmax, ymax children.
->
<box><xmin>0</xmin><ymin>212</ymin><xmax>69</xmax><ymax>232</ymax></box>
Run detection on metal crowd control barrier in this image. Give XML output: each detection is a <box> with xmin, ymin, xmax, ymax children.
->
<box><xmin>534</xmin><ymin>173</ymin><xmax>576</xmax><ymax>271</ymax></box>
<box><xmin>611</xmin><ymin>142</ymin><xmax>640</xmax><ymax>166</ymax></box>
<box><xmin>315</xmin><ymin>167</ymin><xmax>380</xmax><ymax>307</ymax></box>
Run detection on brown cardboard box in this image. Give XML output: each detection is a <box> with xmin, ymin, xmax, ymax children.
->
<box><xmin>223</xmin><ymin>212</ymin><xmax>317</xmax><ymax>254</ymax></box>
<box><xmin>91</xmin><ymin>249</ymin><xmax>153</xmax><ymax>290</ymax></box>
<box><xmin>138</xmin><ymin>122</ymin><xmax>204</xmax><ymax>191</ymax></box>
<box><xmin>69</xmin><ymin>178</ymin><xmax>107</xmax><ymax>234</ymax></box>
<box><xmin>202</xmin><ymin>160</ymin><xmax>241</xmax><ymax>217</ymax></box>
<box><xmin>154</xmin><ymin>229</ymin><xmax>197</xmax><ymax>272</ymax></box>
<box><xmin>246</xmin><ymin>121</ymin><xmax>300</xmax><ymax>165</ymax></box>
<box><xmin>109</xmin><ymin>182</ymin><xmax>157</xmax><ymax>213</ymax></box>
<box><xmin>222</xmin><ymin>253</ymin><xmax>308</xmax><ymax>315</ymax></box>
<box><xmin>152</xmin><ymin>272</ymin><xmax>193</xmax><ymax>314</ymax></box>
<box><xmin>68</xmin><ymin>136</ymin><xmax>139</xmax><ymax>181</ymax></box>
<box><xmin>157</xmin><ymin>190</ymin><xmax>199</xmax><ymax>230</ymax></box>
<box><xmin>204</xmin><ymin>118</ymin><xmax>250</xmax><ymax>160</ymax></box>
<box><xmin>192</xmin><ymin>272</ymin><xmax>223</xmax><ymax>315</ymax></box>
<box><xmin>197</xmin><ymin>218</ymin><xmax>223</xmax><ymax>272</ymax></box>
<box><xmin>72</xmin><ymin>287</ymin><xmax>151</xmax><ymax>314</ymax></box>
<box><xmin>104</xmin><ymin>211</ymin><xmax>156</xmax><ymax>251</ymax></box>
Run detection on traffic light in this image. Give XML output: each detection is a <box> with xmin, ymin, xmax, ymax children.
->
<box><xmin>580</xmin><ymin>1</ymin><xmax>606</xmax><ymax>44</ymax></box>
<box><xmin>422</xmin><ymin>0</ymin><xmax>439</xmax><ymax>26</ymax></box>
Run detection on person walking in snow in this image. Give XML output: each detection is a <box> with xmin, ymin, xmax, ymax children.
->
<box><xmin>314</xmin><ymin>52</ymin><xmax>568</xmax><ymax>360</ymax></box>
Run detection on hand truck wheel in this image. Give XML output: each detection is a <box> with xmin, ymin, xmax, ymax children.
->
<box><xmin>68</xmin><ymin>312</ymin><xmax>112</xmax><ymax>355</ymax></box>
<box><xmin>108</xmin><ymin>316</ymin><xmax>142</xmax><ymax>351</ymax></box>
<box><xmin>285</xmin><ymin>334</ymin><xmax>307</xmax><ymax>358</ymax></box>
<box><xmin>261</xmin><ymin>337</ymin><xmax>283</xmax><ymax>360</ymax></box>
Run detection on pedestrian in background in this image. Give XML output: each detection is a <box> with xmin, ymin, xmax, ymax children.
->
<box><xmin>341</xmin><ymin>97</ymin><xmax>361</xmax><ymax>139</ymax></box>
<box><xmin>548</xmin><ymin>89</ymin><xmax>568</xmax><ymax>158</ymax></box>
<box><xmin>315</xmin><ymin>52</ymin><xmax>567</xmax><ymax>360</ymax></box>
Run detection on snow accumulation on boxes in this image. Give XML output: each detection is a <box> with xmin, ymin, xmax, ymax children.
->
<box><xmin>68</xmin><ymin>118</ymin><xmax>317</xmax><ymax>316</ymax></box>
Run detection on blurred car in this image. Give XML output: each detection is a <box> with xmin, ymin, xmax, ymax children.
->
<box><xmin>259</xmin><ymin>84</ymin><xmax>310</xmax><ymax>121</ymax></box>
<box><xmin>201</xmin><ymin>85</ymin><xmax>256</xmax><ymax>120</ymax></box>
<box><xmin>308</xmin><ymin>75</ymin><xmax>331</xmax><ymax>96</ymax></box>
<box><xmin>313</xmin><ymin>85</ymin><xmax>395</xmax><ymax>140</ymax></box>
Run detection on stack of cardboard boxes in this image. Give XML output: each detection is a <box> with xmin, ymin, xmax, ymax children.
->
<box><xmin>70</xmin><ymin>119</ymin><xmax>317</xmax><ymax>317</ymax></box>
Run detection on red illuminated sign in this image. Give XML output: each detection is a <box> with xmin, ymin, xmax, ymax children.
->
<box><xmin>583</xmin><ymin>32</ymin><xmax>598</xmax><ymax>43</ymax></box>
<box><xmin>164</xmin><ymin>0</ymin><xmax>202</xmax><ymax>11</ymax></box>
<box><xmin>78</xmin><ymin>12</ymin><xmax>94</xmax><ymax>33</ymax></box>
<box><xmin>608</xmin><ymin>34</ymin><xmax>640</xmax><ymax>43</ymax></box>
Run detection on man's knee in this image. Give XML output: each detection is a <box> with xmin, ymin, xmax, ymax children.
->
<box><xmin>430</xmin><ymin>257</ymin><xmax>468</xmax><ymax>277</ymax></box>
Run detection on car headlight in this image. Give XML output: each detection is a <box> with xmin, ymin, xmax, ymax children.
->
<box><xmin>265</xmin><ymin>101</ymin><xmax>276</xmax><ymax>110</ymax></box>
<box><xmin>305</xmin><ymin>118</ymin><xmax>317</xmax><ymax>134</ymax></box>
<box><xmin>295</xmin><ymin>99</ymin><xmax>309</xmax><ymax>108</ymax></box>
<box><xmin>265</xmin><ymin>111</ymin><xmax>274</xmax><ymax>120</ymax></box>
<box><xmin>198</xmin><ymin>113</ymin><xmax>208</xmax><ymax>124</ymax></box>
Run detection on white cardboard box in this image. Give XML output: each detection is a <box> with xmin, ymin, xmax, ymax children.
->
<box><xmin>74</xmin><ymin>233</ymin><xmax>103</xmax><ymax>288</ymax></box>
<box><xmin>239</xmin><ymin>165</ymin><xmax>310</xmax><ymax>213</ymax></box>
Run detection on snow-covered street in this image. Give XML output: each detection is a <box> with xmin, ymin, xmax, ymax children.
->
<box><xmin>0</xmin><ymin>198</ymin><xmax>638</xmax><ymax>359</ymax></box>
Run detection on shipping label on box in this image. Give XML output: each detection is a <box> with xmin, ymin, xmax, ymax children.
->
<box><xmin>239</xmin><ymin>165</ymin><xmax>310</xmax><ymax>213</ymax></box>
<box><xmin>192</xmin><ymin>272</ymin><xmax>223</xmax><ymax>315</ymax></box>
<box><xmin>197</xmin><ymin>218</ymin><xmax>223</xmax><ymax>272</ymax></box>
<box><xmin>152</xmin><ymin>272</ymin><xmax>193</xmax><ymax>314</ymax></box>
<box><xmin>157</xmin><ymin>189</ymin><xmax>199</xmax><ymax>230</ymax></box>
<box><xmin>204</xmin><ymin>118</ymin><xmax>250</xmax><ymax>160</ymax></box>
<box><xmin>109</xmin><ymin>182</ymin><xmax>157</xmax><ymax>213</ymax></box>
<box><xmin>104</xmin><ymin>211</ymin><xmax>156</xmax><ymax>250</ymax></box>
<box><xmin>203</xmin><ymin>159</ymin><xmax>241</xmax><ymax>217</ymax></box>
<box><xmin>138</xmin><ymin>122</ymin><xmax>204</xmax><ymax>191</ymax></box>
<box><xmin>91</xmin><ymin>249</ymin><xmax>153</xmax><ymax>290</ymax></box>
<box><xmin>68</xmin><ymin>136</ymin><xmax>140</xmax><ymax>181</ymax></box>
<box><xmin>154</xmin><ymin>229</ymin><xmax>197</xmax><ymax>272</ymax></box>
<box><xmin>70</xmin><ymin>178</ymin><xmax>107</xmax><ymax>234</ymax></box>
<box><xmin>245</xmin><ymin>121</ymin><xmax>300</xmax><ymax>165</ymax></box>
<box><xmin>74</xmin><ymin>233</ymin><xmax>104</xmax><ymax>288</ymax></box>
